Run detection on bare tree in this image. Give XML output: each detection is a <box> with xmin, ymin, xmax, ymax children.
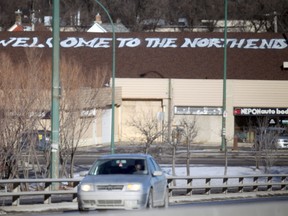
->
<box><xmin>0</xmin><ymin>50</ymin><xmax>50</xmax><ymax>179</ymax></box>
<box><xmin>101</xmin><ymin>0</ymin><xmax>170</xmax><ymax>32</ymax></box>
<box><xmin>0</xmin><ymin>49</ymin><xmax>108</xmax><ymax>180</ymax></box>
<box><xmin>230</xmin><ymin>0</ymin><xmax>288</xmax><ymax>33</ymax></box>
<box><xmin>2</xmin><ymin>0</ymin><xmax>288</xmax><ymax>32</ymax></box>
<box><xmin>58</xmin><ymin>57</ymin><xmax>108</xmax><ymax>178</ymax></box>
<box><xmin>167</xmin><ymin>126</ymin><xmax>182</xmax><ymax>178</ymax></box>
<box><xmin>167</xmin><ymin>0</ymin><xmax>224</xmax><ymax>31</ymax></box>
<box><xmin>163</xmin><ymin>116</ymin><xmax>198</xmax><ymax>178</ymax></box>
<box><xmin>126</xmin><ymin>109</ymin><xmax>166</xmax><ymax>155</ymax></box>
<box><xmin>253</xmin><ymin>117</ymin><xmax>280</xmax><ymax>172</ymax></box>
<box><xmin>178</xmin><ymin>116</ymin><xmax>198</xmax><ymax>176</ymax></box>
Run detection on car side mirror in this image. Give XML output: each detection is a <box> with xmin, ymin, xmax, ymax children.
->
<box><xmin>152</xmin><ymin>171</ymin><xmax>163</xmax><ymax>176</ymax></box>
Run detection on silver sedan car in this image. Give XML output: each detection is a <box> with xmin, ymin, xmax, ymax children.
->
<box><xmin>77</xmin><ymin>154</ymin><xmax>168</xmax><ymax>211</ymax></box>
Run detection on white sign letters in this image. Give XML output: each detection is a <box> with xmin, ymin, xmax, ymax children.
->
<box><xmin>0</xmin><ymin>36</ymin><xmax>287</xmax><ymax>49</ymax></box>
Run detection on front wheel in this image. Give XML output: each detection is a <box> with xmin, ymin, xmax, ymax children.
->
<box><xmin>147</xmin><ymin>189</ymin><xmax>154</xmax><ymax>209</ymax></box>
<box><xmin>78</xmin><ymin>203</ymin><xmax>88</xmax><ymax>212</ymax></box>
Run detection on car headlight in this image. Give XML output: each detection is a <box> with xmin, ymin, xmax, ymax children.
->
<box><xmin>127</xmin><ymin>184</ymin><xmax>142</xmax><ymax>191</ymax></box>
<box><xmin>80</xmin><ymin>183</ymin><xmax>94</xmax><ymax>192</ymax></box>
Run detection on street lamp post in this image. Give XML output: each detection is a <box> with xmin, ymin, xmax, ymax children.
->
<box><xmin>51</xmin><ymin>0</ymin><xmax>60</xmax><ymax>180</ymax></box>
<box><xmin>221</xmin><ymin>0</ymin><xmax>228</xmax><ymax>152</ymax></box>
<box><xmin>50</xmin><ymin>0</ymin><xmax>116</xmax><ymax>180</ymax></box>
<box><xmin>94</xmin><ymin>0</ymin><xmax>116</xmax><ymax>154</ymax></box>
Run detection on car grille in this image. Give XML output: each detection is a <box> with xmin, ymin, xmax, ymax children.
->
<box><xmin>97</xmin><ymin>185</ymin><xmax>124</xmax><ymax>191</ymax></box>
<box><xmin>97</xmin><ymin>200</ymin><xmax>124</xmax><ymax>206</ymax></box>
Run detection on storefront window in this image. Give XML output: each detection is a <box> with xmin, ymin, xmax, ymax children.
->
<box><xmin>234</xmin><ymin>107</ymin><xmax>288</xmax><ymax>143</ymax></box>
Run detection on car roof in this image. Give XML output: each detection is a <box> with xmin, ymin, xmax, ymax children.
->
<box><xmin>98</xmin><ymin>154</ymin><xmax>151</xmax><ymax>160</ymax></box>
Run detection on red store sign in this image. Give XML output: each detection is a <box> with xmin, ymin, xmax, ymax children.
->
<box><xmin>234</xmin><ymin>108</ymin><xmax>288</xmax><ymax>116</ymax></box>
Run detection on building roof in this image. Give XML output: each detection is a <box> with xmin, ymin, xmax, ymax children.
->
<box><xmin>87</xmin><ymin>22</ymin><xmax>130</xmax><ymax>33</ymax></box>
<box><xmin>0</xmin><ymin>31</ymin><xmax>287</xmax><ymax>81</ymax></box>
<box><xmin>88</xmin><ymin>23</ymin><xmax>107</xmax><ymax>32</ymax></box>
<box><xmin>101</xmin><ymin>23</ymin><xmax>130</xmax><ymax>33</ymax></box>
<box><xmin>7</xmin><ymin>24</ymin><xmax>24</xmax><ymax>32</ymax></box>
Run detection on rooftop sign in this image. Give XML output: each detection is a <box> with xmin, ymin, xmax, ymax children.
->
<box><xmin>0</xmin><ymin>36</ymin><xmax>287</xmax><ymax>49</ymax></box>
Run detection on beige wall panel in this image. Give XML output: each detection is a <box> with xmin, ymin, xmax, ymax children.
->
<box><xmin>195</xmin><ymin>115</ymin><xmax>222</xmax><ymax>144</ymax></box>
<box><xmin>174</xmin><ymin>115</ymin><xmax>222</xmax><ymax>144</ymax></box>
<box><xmin>172</xmin><ymin>79</ymin><xmax>223</xmax><ymax>106</ymax></box>
<box><xmin>116</xmin><ymin>78</ymin><xmax>169</xmax><ymax>99</ymax></box>
<box><xmin>231</xmin><ymin>80</ymin><xmax>288</xmax><ymax>107</ymax></box>
<box><xmin>72</xmin><ymin>118</ymin><xmax>94</xmax><ymax>147</ymax></box>
<box><xmin>120</xmin><ymin>100</ymin><xmax>163</xmax><ymax>142</ymax></box>
<box><xmin>78</xmin><ymin>108</ymin><xmax>119</xmax><ymax>146</ymax></box>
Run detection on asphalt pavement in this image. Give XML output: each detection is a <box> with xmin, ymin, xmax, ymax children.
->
<box><xmin>1</xmin><ymin>191</ymin><xmax>288</xmax><ymax>213</ymax></box>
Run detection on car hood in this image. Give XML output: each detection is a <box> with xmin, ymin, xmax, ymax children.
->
<box><xmin>81</xmin><ymin>174</ymin><xmax>150</xmax><ymax>184</ymax></box>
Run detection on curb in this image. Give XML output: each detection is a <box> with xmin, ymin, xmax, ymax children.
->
<box><xmin>169</xmin><ymin>191</ymin><xmax>288</xmax><ymax>204</ymax></box>
<box><xmin>0</xmin><ymin>202</ymin><xmax>77</xmax><ymax>213</ymax></box>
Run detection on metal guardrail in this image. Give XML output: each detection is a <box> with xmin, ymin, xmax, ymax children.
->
<box><xmin>0</xmin><ymin>174</ymin><xmax>287</xmax><ymax>206</ymax></box>
<box><xmin>167</xmin><ymin>174</ymin><xmax>288</xmax><ymax>197</ymax></box>
<box><xmin>0</xmin><ymin>178</ymin><xmax>82</xmax><ymax>206</ymax></box>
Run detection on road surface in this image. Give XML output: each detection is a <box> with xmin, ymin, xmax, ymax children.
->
<box><xmin>6</xmin><ymin>196</ymin><xmax>288</xmax><ymax>216</ymax></box>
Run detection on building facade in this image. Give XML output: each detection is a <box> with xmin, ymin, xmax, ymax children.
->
<box><xmin>0</xmin><ymin>32</ymin><xmax>288</xmax><ymax>147</ymax></box>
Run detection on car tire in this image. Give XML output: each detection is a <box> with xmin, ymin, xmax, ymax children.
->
<box><xmin>147</xmin><ymin>189</ymin><xmax>154</xmax><ymax>209</ymax></box>
<box><xmin>78</xmin><ymin>204</ymin><xmax>88</xmax><ymax>212</ymax></box>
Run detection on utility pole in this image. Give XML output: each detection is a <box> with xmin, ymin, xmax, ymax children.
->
<box><xmin>51</xmin><ymin>0</ymin><xmax>60</xmax><ymax>180</ymax></box>
<box><xmin>273</xmin><ymin>11</ymin><xmax>278</xmax><ymax>33</ymax></box>
<box><xmin>94</xmin><ymin>0</ymin><xmax>116</xmax><ymax>154</ymax></box>
<box><xmin>168</xmin><ymin>79</ymin><xmax>172</xmax><ymax>143</ymax></box>
<box><xmin>221</xmin><ymin>0</ymin><xmax>228</xmax><ymax>152</ymax></box>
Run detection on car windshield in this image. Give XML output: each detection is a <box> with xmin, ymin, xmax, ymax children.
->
<box><xmin>88</xmin><ymin>158</ymin><xmax>148</xmax><ymax>175</ymax></box>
